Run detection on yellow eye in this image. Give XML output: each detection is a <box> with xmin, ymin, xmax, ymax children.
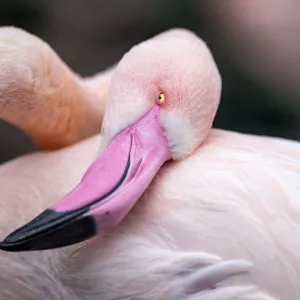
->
<box><xmin>157</xmin><ymin>92</ymin><xmax>165</xmax><ymax>105</ymax></box>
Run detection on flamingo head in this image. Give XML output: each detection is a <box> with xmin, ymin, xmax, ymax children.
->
<box><xmin>0</xmin><ymin>28</ymin><xmax>221</xmax><ymax>252</ymax></box>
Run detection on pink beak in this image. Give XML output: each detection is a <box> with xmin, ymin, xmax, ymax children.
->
<box><xmin>0</xmin><ymin>105</ymin><xmax>171</xmax><ymax>251</ymax></box>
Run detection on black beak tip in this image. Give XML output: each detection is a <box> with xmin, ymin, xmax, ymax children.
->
<box><xmin>0</xmin><ymin>240</ymin><xmax>30</xmax><ymax>252</ymax></box>
<box><xmin>0</xmin><ymin>209</ymin><xmax>97</xmax><ymax>252</ymax></box>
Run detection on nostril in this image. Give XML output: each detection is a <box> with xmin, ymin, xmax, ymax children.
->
<box><xmin>130</xmin><ymin>158</ymin><xmax>142</xmax><ymax>179</ymax></box>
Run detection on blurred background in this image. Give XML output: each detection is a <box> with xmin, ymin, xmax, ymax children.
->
<box><xmin>0</xmin><ymin>0</ymin><xmax>300</xmax><ymax>163</ymax></box>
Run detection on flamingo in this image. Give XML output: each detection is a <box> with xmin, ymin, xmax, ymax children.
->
<box><xmin>0</xmin><ymin>27</ymin><xmax>299</xmax><ymax>299</ymax></box>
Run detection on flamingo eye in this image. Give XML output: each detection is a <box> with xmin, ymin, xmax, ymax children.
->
<box><xmin>157</xmin><ymin>92</ymin><xmax>165</xmax><ymax>105</ymax></box>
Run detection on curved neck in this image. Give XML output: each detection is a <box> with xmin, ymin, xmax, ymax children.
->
<box><xmin>1</xmin><ymin>65</ymin><xmax>108</xmax><ymax>150</ymax></box>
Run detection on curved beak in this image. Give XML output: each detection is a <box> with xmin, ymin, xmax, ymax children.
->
<box><xmin>0</xmin><ymin>105</ymin><xmax>171</xmax><ymax>252</ymax></box>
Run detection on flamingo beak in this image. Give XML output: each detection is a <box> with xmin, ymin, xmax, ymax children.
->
<box><xmin>0</xmin><ymin>105</ymin><xmax>171</xmax><ymax>252</ymax></box>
